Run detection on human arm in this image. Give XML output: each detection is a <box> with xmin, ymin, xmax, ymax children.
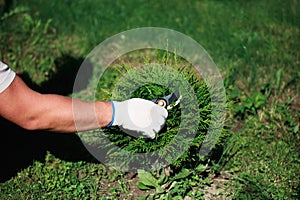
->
<box><xmin>0</xmin><ymin>75</ymin><xmax>113</xmax><ymax>132</ymax></box>
<box><xmin>0</xmin><ymin>74</ymin><xmax>168</xmax><ymax>138</ymax></box>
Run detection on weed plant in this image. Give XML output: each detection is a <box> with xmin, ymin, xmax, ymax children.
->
<box><xmin>77</xmin><ymin>50</ymin><xmax>230</xmax><ymax>172</ymax></box>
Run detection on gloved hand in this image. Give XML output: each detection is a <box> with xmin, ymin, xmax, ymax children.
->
<box><xmin>108</xmin><ymin>98</ymin><xmax>168</xmax><ymax>139</ymax></box>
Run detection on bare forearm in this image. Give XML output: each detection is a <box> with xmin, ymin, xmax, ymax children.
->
<box><xmin>36</xmin><ymin>94</ymin><xmax>113</xmax><ymax>132</ymax></box>
<box><xmin>0</xmin><ymin>76</ymin><xmax>113</xmax><ymax>133</ymax></box>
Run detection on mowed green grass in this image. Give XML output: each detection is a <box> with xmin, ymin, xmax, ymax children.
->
<box><xmin>0</xmin><ymin>0</ymin><xmax>299</xmax><ymax>199</ymax></box>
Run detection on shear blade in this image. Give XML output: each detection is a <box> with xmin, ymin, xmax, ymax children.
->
<box><xmin>151</xmin><ymin>90</ymin><xmax>181</xmax><ymax>109</ymax></box>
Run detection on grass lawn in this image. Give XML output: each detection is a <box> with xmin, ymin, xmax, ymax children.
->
<box><xmin>0</xmin><ymin>0</ymin><xmax>299</xmax><ymax>199</ymax></box>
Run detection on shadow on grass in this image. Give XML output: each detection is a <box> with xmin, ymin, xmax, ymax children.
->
<box><xmin>0</xmin><ymin>0</ymin><xmax>12</xmax><ymax>13</ymax></box>
<box><xmin>21</xmin><ymin>54</ymin><xmax>93</xmax><ymax>95</ymax></box>
<box><xmin>0</xmin><ymin>54</ymin><xmax>96</xmax><ymax>183</ymax></box>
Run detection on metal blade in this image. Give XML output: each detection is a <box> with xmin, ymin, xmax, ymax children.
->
<box><xmin>151</xmin><ymin>90</ymin><xmax>181</xmax><ymax>109</ymax></box>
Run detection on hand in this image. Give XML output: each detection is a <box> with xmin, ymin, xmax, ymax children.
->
<box><xmin>110</xmin><ymin>98</ymin><xmax>168</xmax><ymax>139</ymax></box>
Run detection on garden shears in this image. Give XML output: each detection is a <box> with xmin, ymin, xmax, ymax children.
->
<box><xmin>151</xmin><ymin>90</ymin><xmax>182</xmax><ymax>110</ymax></box>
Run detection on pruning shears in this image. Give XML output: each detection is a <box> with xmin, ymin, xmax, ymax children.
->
<box><xmin>151</xmin><ymin>90</ymin><xmax>182</xmax><ymax>110</ymax></box>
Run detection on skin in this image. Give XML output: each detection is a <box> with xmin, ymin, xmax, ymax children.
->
<box><xmin>0</xmin><ymin>75</ymin><xmax>113</xmax><ymax>132</ymax></box>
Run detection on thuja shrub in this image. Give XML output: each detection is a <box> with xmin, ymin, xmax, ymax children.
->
<box><xmin>78</xmin><ymin>51</ymin><xmax>229</xmax><ymax>171</ymax></box>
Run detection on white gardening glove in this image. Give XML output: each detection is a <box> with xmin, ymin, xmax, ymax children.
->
<box><xmin>108</xmin><ymin>98</ymin><xmax>168</xmax><ymax>139</ymax></box>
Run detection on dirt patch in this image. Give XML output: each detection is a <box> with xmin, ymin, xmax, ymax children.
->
<box><xmin>125</xmin><ymin>173</ymin><xmax>149</xmax><ymax>199</ymax></box>
<box><xmin>202</xmin><ymin>171</ymin><xmax>233</xmax><ymax>200</ymax></box>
